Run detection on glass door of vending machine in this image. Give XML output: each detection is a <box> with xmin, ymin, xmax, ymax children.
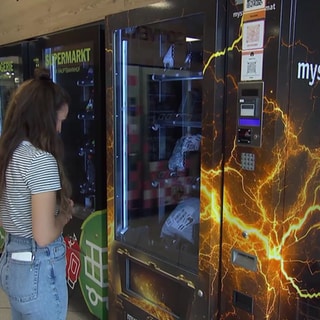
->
<box><xmin>32</xmin><ymin>24</ymin><xmax>108</xmax><ymax>319</ymax></box>
<box><xmin>33</xmin><ymin>24</ymin><xmax>106</xmax><ymax>217</ymax></box>
<box><xmin>108</xmin><ymin>6</ymin><xmax>217</xmax><ymax>318</ymax></box>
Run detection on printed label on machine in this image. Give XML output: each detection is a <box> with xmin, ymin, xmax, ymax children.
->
<box><xmin>241</xmin><ymin>49</ymin><xmax>263</xmax><ymax>81</ymax></box>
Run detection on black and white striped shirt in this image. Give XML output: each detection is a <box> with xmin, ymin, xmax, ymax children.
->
<box><xmin>0</xmin><ymin>141</ymin><xmax>61</xmax><ymax>238</ymax></box>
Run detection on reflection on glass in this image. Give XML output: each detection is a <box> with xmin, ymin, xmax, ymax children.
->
<box><xmin>114</xmin><ymin>15</ymin><xmax>203</xmax><ymax>273</ymax></box>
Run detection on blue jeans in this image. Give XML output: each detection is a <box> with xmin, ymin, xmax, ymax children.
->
<box><xmin>0</xmin><ymin>234</ymin><xmax>68</xmax><ymax>320</ymax></box>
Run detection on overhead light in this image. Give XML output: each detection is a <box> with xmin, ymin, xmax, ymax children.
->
<box><xmin>149</xmin><ymin>2</ymin><xmax>173</xmax><ymax>9</ymax></box>
<box><xmin>186</xmin><ymin>37</ymin><xmax>201</xmax><ymax>42</ymax></box>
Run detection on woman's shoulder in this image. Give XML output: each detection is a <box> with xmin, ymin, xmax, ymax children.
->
<box><xmin>16</xmin><ymin>141</ymin><xmax>55</xmax><ymax>161</ymax></box>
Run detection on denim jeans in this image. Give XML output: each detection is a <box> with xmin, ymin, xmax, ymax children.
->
<box><xmin>0</xmin><ymin>234</ymin><xmax>68</xmax><ymax>320</ymax></box>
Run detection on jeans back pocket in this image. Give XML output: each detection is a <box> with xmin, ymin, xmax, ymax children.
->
<box><xmin>4</xmin><ymin>257</ymin><xmax>40</xmax><ymax>303</ymax></box>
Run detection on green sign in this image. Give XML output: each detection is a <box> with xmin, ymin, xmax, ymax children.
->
<box><xmin>79</xmin><ymin>210</ymin><xmax>108</xmax><ymax>319</ymax></box>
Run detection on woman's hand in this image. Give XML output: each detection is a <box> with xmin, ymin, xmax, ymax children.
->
<box><xmin>65</xmin><ymin>198</ymin><xmax>74</xmax><ymax>224</ymax></box>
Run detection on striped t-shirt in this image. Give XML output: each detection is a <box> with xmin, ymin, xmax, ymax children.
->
<box><xmin>0</xmin><ymin>141</ymin><xmax>61</xmax><ymax>238</ymax></box>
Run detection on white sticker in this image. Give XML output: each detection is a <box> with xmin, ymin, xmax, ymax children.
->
<box><xmin>241</xmin><ymin>49</ymin><xmax>264</xmax><ymax>81</ymax></box>
<box><xmin>243</xmin><ymin>0</ymin><xmax>266</xmax><ymax>12</ymax></box>
<box><xmin>242</xmin><ymin>20</ymin><xmax>265</xmax><ymax>50</ymax></box>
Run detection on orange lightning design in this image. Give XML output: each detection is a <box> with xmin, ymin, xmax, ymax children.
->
<box><xmin>200</xmin><ymin>11</ymin><xmax>320</xmax><ymax>318</ymax></box>
<box><xmin>199</xmin><ymin>96</ymin><xmax>320</xmax><ymax>318</ymax></box>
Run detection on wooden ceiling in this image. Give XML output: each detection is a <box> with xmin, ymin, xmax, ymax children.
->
<box><xmin>0</xmin><ymin>0</ymin><xmax>162</xmax><ymax>46</ymax></box>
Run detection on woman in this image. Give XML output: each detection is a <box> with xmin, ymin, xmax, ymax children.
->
<box><xmin>0</xmin><ymin>68</ymin><xmax>73</xmax><ymax>320</ymax></box>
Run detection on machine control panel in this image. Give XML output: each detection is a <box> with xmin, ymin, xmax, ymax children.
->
<box><xmin>237</xmin><ymin>81</ymin><xmax>264</xmax><ymax>147</ymax></box>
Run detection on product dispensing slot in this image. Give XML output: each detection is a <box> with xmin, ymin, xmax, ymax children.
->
<box><xmin>231</xmin><ymin>248</ymin><xmax>258</xmax><ymax>271</ymax></box>
<box><xmin>237</xmin><ymin>81</ymin><xmax>264</xmax><ymax>147</ymax></box>
<box><xmin>117</xmin><ymin>248</ymin><xmax>195</xmax><ymax>319</ymax></box>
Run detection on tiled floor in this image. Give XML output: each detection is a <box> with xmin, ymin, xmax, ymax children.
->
<box><xmin>0</xmin><ymin>287</ymin><xmax>98</xmax><ymax>320</ymax></box>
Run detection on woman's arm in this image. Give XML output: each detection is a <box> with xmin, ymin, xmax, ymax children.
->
<box><xmin>32</xmin><ymin>191</ymin><xmax>72</xmax><ymax>247</ymax></box>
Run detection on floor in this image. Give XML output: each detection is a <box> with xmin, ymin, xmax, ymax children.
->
<box><xmin>0</xmin><ymin>286</ymin><xmax>98</xmax><ymax>320</ymax></box>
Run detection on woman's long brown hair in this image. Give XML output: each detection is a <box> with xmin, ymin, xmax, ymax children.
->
<box><xmin>0</xmin><ymin>68</ymin><xmax>72</xmax><ymax>215</ymax></box>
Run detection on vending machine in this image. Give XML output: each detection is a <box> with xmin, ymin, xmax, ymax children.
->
<box><xmin>106</xmin><ymin>1</ymin><xmax>222</xmax><ymax>319</ymax></box>
<box><xmin>31</xmin><ymin>24</ymin><xmax>108</xmax><ymax>319</ymax></box>
<box><xmin>105</xmin><ymin>0</ymin><xmax>320</xmax><ymax>319</ymax></box>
